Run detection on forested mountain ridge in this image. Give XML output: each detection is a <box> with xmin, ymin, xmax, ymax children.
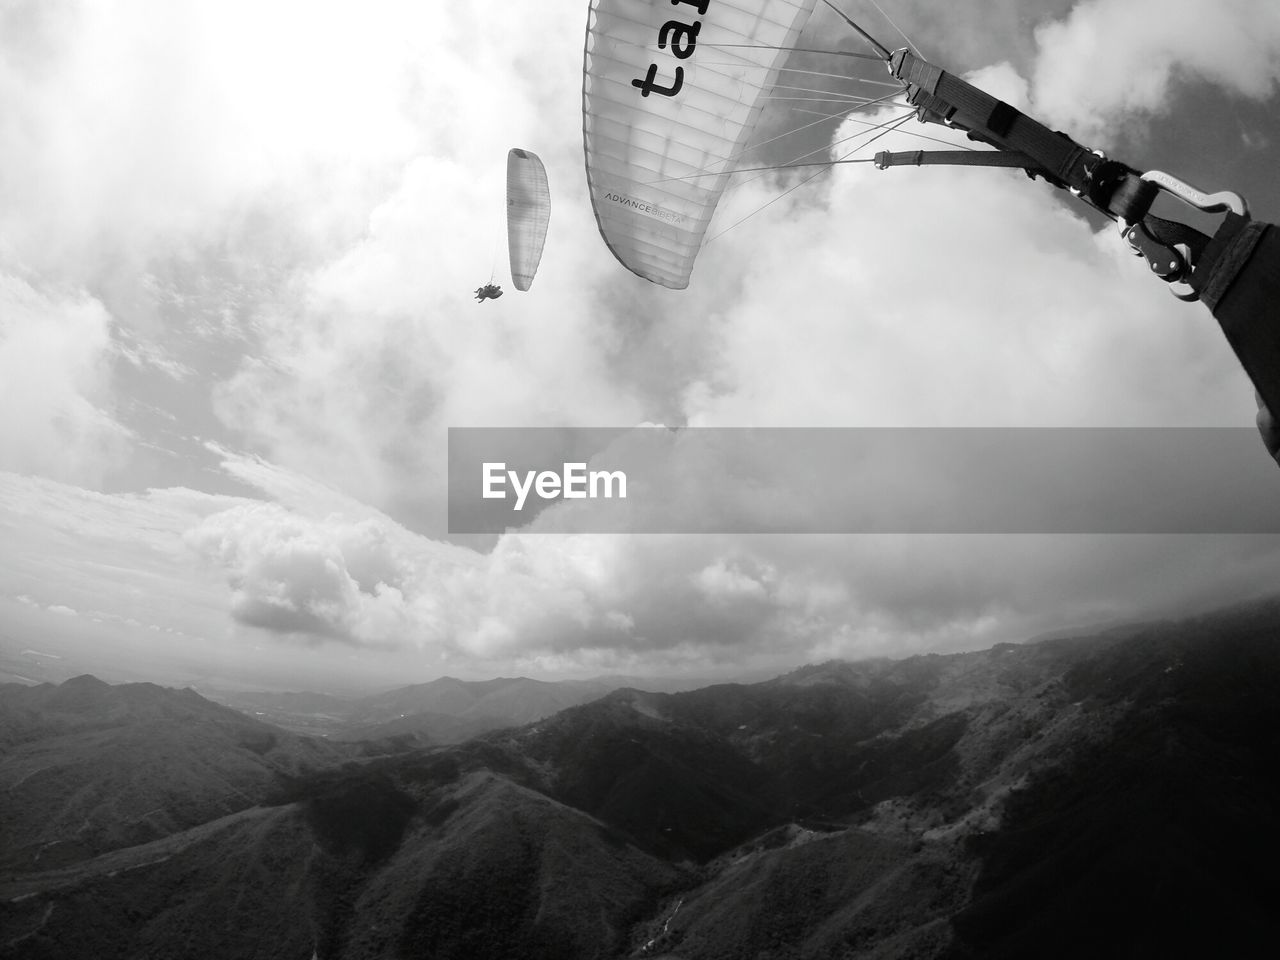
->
<box><xmin>3</xmin><ymin>599</ymin><xmax>1279</xmax><ymax>958</ymax></box>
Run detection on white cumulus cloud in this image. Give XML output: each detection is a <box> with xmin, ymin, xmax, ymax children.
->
<box><xmin>1032</xmin><ymin>0</ymin><xmax>1280</xmax><ymax>143</ymax></box>
<box><xmin>0</xmin><ymin>275</ymin><xmax>129</xmax><ymax>484</ymax></box>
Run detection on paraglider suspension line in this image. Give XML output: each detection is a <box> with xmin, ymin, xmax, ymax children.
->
<box><xmin>491</xmin><ymin>199</ymin><xmax>503</xmax><ymax>284</ymax></box>
<box><xmin>821</xmin><ymin>0</ymin><xmax>893</xmax><ymax>62</ymax></box>
<box><xmin>705</xmin><ymin>113</ymin><xmax>913</xmax><ymax>244</ymax></box>
<box><xmin>864</xmin><ymin>0</ymin><xmax>924</xmax><ymax>59</ymax></box>
<box><xmin>704</xmin><ymin>42</ymin><xmax>883</xmax><ymax>62</ymax></box>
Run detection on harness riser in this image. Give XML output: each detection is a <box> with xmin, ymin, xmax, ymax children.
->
<box><xmin>885</xmin><ymin>48</ymin><xmax>1280</xmax><ymax>429</ymax></box>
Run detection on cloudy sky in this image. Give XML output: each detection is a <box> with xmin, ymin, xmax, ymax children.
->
<box><xmin>3</xmin><ymin>0</ymin><xmax>1280</xmax><ymax>693</ymax></box>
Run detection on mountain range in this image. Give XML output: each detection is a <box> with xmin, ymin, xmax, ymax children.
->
<box><xmin>3</xmin><ymin>599</ymin><xmax>1279</xmax><ymax>958</ymax></box>
<box><xmin>200</xmin><ymin>674</ymin><xmax>715</xmax><ymax>743</ymax></box>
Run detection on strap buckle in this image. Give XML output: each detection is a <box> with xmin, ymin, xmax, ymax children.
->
<box><xmin>1121</xmin><ymin>222</ymin><xmax>1197</xmax><ymax>301</ymax></box>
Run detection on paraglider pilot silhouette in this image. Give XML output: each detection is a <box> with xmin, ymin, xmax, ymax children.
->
<box><xmin>474</xmin><ymin>283</ymin><xmax>503</xmax><ymax>302</ymax></box>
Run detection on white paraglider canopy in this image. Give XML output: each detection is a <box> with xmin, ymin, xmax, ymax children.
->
<box><xmin>582</xmin><ymin>0</ymin><xmax>820</xmax><ymax>289</ymax></box>
<box><xmin>506</xmin><ymin>148</ymin><xmax>551</xmax><ymax>292</ymax></box>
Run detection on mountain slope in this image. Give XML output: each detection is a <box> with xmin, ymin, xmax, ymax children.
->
<box><xmin>1</xmin><ymin>753</ymin><xmax>687</xmax><ymax>959</ymax></box>
<box><xmin>0</xmin><ymin>676</ymin><xmax>349</xmax><ymax>873</ymax></box>
<box><xmin>944</xmin><ymin>604</ymin><xmax>1280</xmax><ymax>959</ymax></box>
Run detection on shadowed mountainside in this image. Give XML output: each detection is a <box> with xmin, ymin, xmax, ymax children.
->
<box><xmin>943</xmin><ymin>602</ymin><xmax>1280</xmax><ymax>959</ymax></box>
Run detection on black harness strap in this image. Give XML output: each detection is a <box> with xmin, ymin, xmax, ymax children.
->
<box><xmin>891</xmin><ymin>51</ymin><xmax>1160</xmax><ymax>221</ymax></box>
<box><xmin>1191</xmin><ymin>215</ymin><xmax>1280</xmax><ymax>416</ymax></box>
<box><xmin>873</xmin><ymin>149</ymin><xmax>1041</xmax><ymax>170</ymax></box>
<box><xmin>894</xmin><ymin>52</ymin><xmax>1094</xmax><ymax>190</ymax></box>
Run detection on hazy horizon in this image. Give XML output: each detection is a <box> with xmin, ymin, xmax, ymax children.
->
<box><xmin>5</xmin><ymin>588</ymin><xmax>1270</xmax><ymax>698</ymax></box>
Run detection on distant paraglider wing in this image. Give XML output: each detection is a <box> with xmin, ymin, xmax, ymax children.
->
<box><xmin>507</xmin><ymin>148</ymin><xmax>551</xmax><ymax>292</ymax></box>
<box><xmin>582</xmin><ymin>0</ymin><xmax>818</xmax><ymax>289</ymax></box>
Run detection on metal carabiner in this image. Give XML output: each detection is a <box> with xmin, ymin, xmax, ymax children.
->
<box><xmin>1140</xmin><ymin>171</ymin><xmax>1248</xmax><ymax>217</ymax></box>
<box><xmin>1122</xmin><ymin>172</ymin><xmax>1249</xmax><ymax>300</ymax></box>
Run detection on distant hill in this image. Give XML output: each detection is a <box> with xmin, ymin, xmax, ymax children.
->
<box><xmin>0</xmin><ymin>675</ymin><xmax>352</xmax><ymax>874</ymax></box>
<box><xmin>203</xmin><ymin>673</ymin><xmax>712</xmax><ymax>744</ymax></box>
<box><xmin>354</xmin><ymin>675</ymin><xmax>619</xmax><ymax>730</ymax></box>
<box><xmin>4</xmin><ymin>599</ymin><xmax>1280</xmax><ymax>958</ymax></box>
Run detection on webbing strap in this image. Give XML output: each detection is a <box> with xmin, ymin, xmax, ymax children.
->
<box><xmin>1193</xmin><ymin>215</ymin><xmax>1270</xmax><ymax>310</ymax></box>
<box><xmin>873</xmin><ymin>149</ymin><xmax>1041</xmax><ymax>170</ymax></box>
<box><xmin>894</xmin><ymin>52</ymin><xmax>1089</xmax><ymax>183</ymax></box>
<box><xmin>892</xmin><ymin>51</ymin><xmax>1153</xmax><ymax>220</ymax></box>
